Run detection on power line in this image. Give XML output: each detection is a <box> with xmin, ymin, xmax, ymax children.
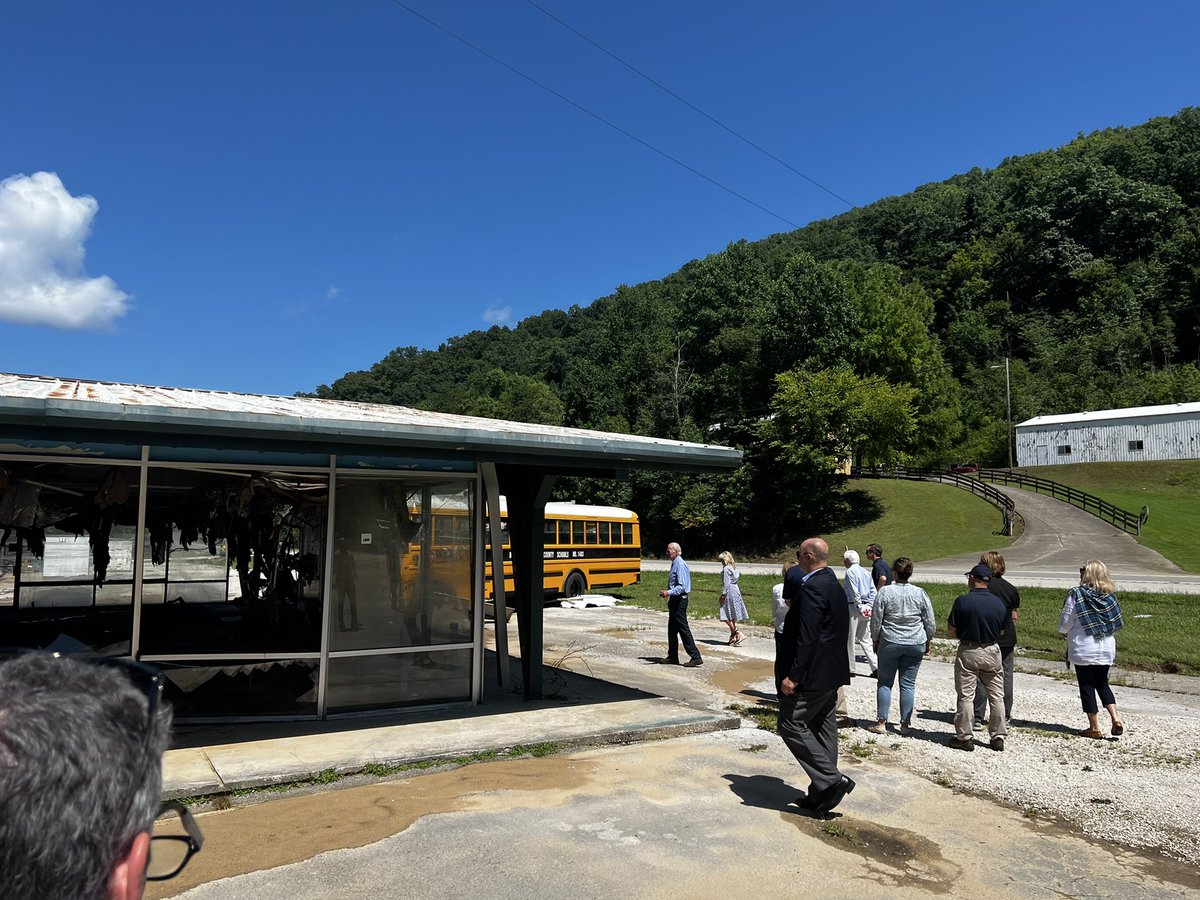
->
<box><xmin>524</xmin><ymin>0</ymin><xmax>855</xmax><ymax>211</ymax></box>
<box><xmin>388</xmin><ymin>0</ymin><xmax>800</xmax><ymax>228</ymax></box>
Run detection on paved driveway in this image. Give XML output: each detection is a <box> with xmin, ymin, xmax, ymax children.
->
<box><xmin>646</xmin><ymin>484</ymin><xmax>1199</xmax><ymax>592</ymax></box>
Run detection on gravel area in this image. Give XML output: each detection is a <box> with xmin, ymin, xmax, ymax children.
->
<box><xmin>541</xmin><ymin>606</ymin><xmax>1200</xmax><ymax>867</ymax></box>
<box><xmin>833</xmin><ymin>650</ymin><xmax>1200</xmax><ymax>864</ymax></box>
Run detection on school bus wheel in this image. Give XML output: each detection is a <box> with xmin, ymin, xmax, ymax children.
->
<box><xmin>562</xmin><ymin>570</ymin><xmax>587</xmax><ymax>598</ymax></box>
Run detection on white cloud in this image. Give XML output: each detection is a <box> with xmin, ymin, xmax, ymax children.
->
<box><xmin>326</xmin><ymin>285</ymin><xmax>343</xmax><ymax>300</ymax></box>
<box><xmin>482</xmin><ymin>304</ymin><xmax>512</xmax><ymax>326</ymax></box>
<box><xmin>0</xmin><ymin>171</ymin><xmax>130</xmax><ymax>330</ymax></box>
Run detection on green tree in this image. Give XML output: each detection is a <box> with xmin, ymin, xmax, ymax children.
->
<box><xmin>763</xmin><ymin>368</ymin><xmax>918</xmax><ymax>472</ymax></box>
<box><xmin>426</xmin><ymin>368</ymin><xmax>564</xmax><ymax>425</ymax></box>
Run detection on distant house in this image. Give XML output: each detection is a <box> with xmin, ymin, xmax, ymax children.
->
<box><xmin>1015</xmin><ymin>402</ymin><xmax>1200</xmax><ymax>466</ymax></box>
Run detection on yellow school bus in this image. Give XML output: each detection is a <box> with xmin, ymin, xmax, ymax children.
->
<box><xmin>488</xmin><ymin>500</ymin><xmax>642</xmax><ymax>599</ymax></box>
<box><xmin>403</xmin><ymin>499</ymin><xmax>640</xmax><ymax>602</ymax></box>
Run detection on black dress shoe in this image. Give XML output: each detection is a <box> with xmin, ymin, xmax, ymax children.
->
<box><xmin>660</xmin><ymin>657</ymin><xmax>680</xmax><ymax>665</ymax></box>
<box><xmin>791</xmin><ymin>793</ymin><xmax>817</xmax><ymax>810</ymax></box>
<box><xmin>794</xmin><ymin>779</ymin><xmax>836</xmax><ymax>813</ymax></box>
<box><xmin>814</xmin><ymin>776</ymin><xmax>856</xmax><ymax>814</ymax></box>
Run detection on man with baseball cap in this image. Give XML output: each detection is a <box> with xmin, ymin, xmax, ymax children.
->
<box><xmin>946</xmin><ymin>563</ymin><xmax>1010</xmax><ymax>751</ymax></box>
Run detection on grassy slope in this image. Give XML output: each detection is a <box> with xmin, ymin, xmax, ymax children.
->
<box><xmin>1011</xmin><ymin>461</ymin><xmax>1200</xmax><ymax>573</ymax></box>
<box><xmin>615</xmin><ymin>465</ymin><xmax>1198</xmax><ymax>673</ymax></box>
<box><xmin>614</xmin><ymin>576</ymin><xmax>1198</xmax><ymax>674</ymax></box>
<box><xmin>823</xmin><ymin>479</ymin><xmax>1015</xmax><ymax>562</ymax></box>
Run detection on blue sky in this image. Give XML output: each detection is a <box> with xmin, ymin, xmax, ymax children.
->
<box><xmin>2</xmin><ymin>1</ymin><xmax>1197</xmax><ymax>395</ymax></box>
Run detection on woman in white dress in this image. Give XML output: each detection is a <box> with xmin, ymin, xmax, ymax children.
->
<box><xmin>718</xmin><ymin>551</ymin><xmax>748</xmax><ymax>645</ymax></box>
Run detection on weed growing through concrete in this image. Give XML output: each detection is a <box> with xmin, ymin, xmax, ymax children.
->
<box><xmin>540</xmin><ymin>640</ymin><xmax>598</xmax><ymax>698</ymax></box>
<box><xmin>821</xmin><ymin>821</ymin><xmax>855</xmax><ymax>840</ymax></box>
<box><xmin>740</xmin><ymin>743</ymin><xmax>769</xmax><ymax>753</ymax></box>
<box><xmin>512</xmin><ymin>742</ymin><xmax>560</xmax><ymax>758</ymax></box>
<box><xmin>727</xmin><ymin>702</ymin><xmax>778</xmax><ymax>732</ymax></box>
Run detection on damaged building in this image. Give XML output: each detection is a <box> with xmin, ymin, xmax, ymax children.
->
<box><xmin>0</xmin><ymin>373</ymin><xmax>740</xmax><ymax>721</ymax></box>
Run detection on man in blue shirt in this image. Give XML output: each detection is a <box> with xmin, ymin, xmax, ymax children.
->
<box><xmin>660</xmin><ymin>542</ymin><xmax>702</xmax><ymax>667</ymax></box>
<box><xmin>867</xmin><ymin>544</ymin><xmax>891</xmax><ymax>591</ymax></box>
<box><xmin>947</xmin><ymin>564</ymin><xmax>1010</xmax><ymax>751</ymax></box>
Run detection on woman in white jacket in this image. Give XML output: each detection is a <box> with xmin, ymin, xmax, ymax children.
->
<box><xmin>1058</xmin><ymin>559</ymin><xmax>1125</xmax><ymax>739</ymax></box>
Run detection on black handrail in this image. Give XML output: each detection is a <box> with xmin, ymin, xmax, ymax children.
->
<box><xmin>850</xmin><ymin>466</ymin><xmax>1022</xmax><ymax>537</ymax></box>
<box><xmin>972</xmin><ymin>468</ymin><xmax>1147</xmax><ymax>536</ymax></box>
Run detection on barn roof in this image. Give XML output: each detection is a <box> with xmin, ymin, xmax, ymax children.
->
<box><xmin>1017</xmin><ymin>401</ymin><xmax>1200</xmax><ymax>429</ymax></box>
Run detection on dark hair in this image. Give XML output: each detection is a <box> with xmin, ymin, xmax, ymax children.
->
<box><xmin>0</xmin><ymin>654</ymin><xmax>171</xmax><ymax>900</ymax></box>
<box><xmin>892</xmin><ymin>557</ymin><xmax>914</xmax><ymax>582</ymax></box>
<box><xmin>867</xmin><ymin>543</ymin><xmax>883</xmax><ymax>558</ymax></box>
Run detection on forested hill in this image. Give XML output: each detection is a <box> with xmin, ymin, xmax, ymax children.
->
<box><xmin>314</xmin><ymin>107</ymin><xmax>1200</xmax><ymax>554</ymax></box>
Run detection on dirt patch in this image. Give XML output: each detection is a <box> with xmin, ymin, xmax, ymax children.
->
<box><xmin>709</xmin><ymin>658</ymin><xmax>774</xmax><ymax>696</ymax></box>
<box><xmin>789</xmin><ymin>813</ymin><xmax>960</xmax><ymax>893</ymax></box>
<box><xmin>148</xmin><ymin>755</ymin><xmax>596</xmax><ymax>899</ymax></box>
<box><xmin>595</xmin><ymin>627</ymin><xmax>648</xmax><ymax>639</ymax></box>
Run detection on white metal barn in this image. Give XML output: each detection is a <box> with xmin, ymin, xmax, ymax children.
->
<box><xmin>1016</xmin><ymin>402</ymin><xmax>1200</xmax><ymax>466</ymax></box>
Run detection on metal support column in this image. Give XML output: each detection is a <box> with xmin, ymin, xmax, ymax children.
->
<box><xmin>316</xmin><ymin>456</ymin><xmax>337</xmax><ymax>718</ymax></box>
<box><xmin>496</xmin><ymin>465</ymin><xmax>555</xmax><ymax>700</ymax></box>
<box><xmin>130</xmin><ymin>446</ymin><xmax>150</xmax><ymax>659</ymax></box>
<box><xmin>480</xmin><ymin>462</ymin><xmax>508</xmax><ymax>688</ymax></box>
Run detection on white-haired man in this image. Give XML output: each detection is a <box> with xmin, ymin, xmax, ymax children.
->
<box><xmin>843</xmin><ymin>549</ymin><xmax>878</xmax><ymax>677</ymax></box>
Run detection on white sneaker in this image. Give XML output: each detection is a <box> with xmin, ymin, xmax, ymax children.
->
<box><xmin>868</xmin><ymin>721</ymin><xmax>886</xmax><ymax>734</ymax></box>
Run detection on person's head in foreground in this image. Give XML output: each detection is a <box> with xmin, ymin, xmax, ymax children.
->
<box><xmin>0</xmin><ymin>651</ymin><xmax>199</xmax><ymax>900</ymax></box>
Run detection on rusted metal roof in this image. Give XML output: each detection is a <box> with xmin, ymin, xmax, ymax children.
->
<box><xmin>0</xmin><ymin>373</ymin><xmax>742</xmax><ymax>471</ymax></box>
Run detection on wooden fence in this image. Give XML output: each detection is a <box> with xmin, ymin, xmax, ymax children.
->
<box><xmin>850</xmin><ymin>466</ymin><xmax>1148</xmax><ymax>536</ymax></box>
<box><xmin>850</xmin><ymin>467</ymin><xmax>1022</xmax><ymax>537</ymax></box>
<box><xmin>973</xmin><ymin>468</ymin><xmax>1148</xmax><ymax>535</ymax></box>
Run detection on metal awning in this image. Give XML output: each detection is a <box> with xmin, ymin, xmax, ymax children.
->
<box><xmin>0</xmin><ymin>373</ymin><xmax>742</xmax><ymax>473</ymax></box>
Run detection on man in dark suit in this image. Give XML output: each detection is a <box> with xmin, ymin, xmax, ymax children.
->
<box><xmin>778</xmin><ymin>537</ymin><xmax>854</xmax><ymax>814</ymax></box>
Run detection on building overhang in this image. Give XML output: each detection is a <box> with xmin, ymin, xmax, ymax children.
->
<box><xmin>0</xmin><ymin>373</ymin><xmax>742</xmax><ymax>475</ymax></box>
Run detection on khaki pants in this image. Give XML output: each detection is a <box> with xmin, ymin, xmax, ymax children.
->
<box><xmin>954</xmin><ymin>641</ymin><xmax>1007</xmax><ymax>741</ymax></box>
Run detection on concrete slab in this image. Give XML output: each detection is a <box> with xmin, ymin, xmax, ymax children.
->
<box><xmin>163</xmin><ymin>686</ymin><xmax>739</xmax><ymax>796</ymax></box>
<box><xmin>162</xmin><ymin>748</ymin><xmax>225</xmax><ymax>798</ymax></box>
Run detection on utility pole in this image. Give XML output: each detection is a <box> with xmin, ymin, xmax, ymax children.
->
<box><xmin>1004</xmin><ymin>356</ymin><xmax>1013</xmax><ymax>469</ymax></box>
<box><xmin>990</xmin><ymin>357</ymin><xmax>1014</xmax><ymax>468</ymax></box>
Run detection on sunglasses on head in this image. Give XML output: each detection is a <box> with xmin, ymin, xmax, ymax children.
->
<box><xmin>0</xmin><ymin>650</ymin><xmax>203</xmax><ymax>881</ymax></box>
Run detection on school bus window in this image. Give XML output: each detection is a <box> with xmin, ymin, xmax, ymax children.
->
<box><xmin>598</xmin><ymin>522</ymin><xmax>610</xmax><ymax>544</ymax></box>
<box><xmin>622</xmin><ymin>523</ymin><xmax>633</xmax><ymax>544</ymax></box>
<box><xmin>571</xmin><ymin>521</ymin><xmax>584</xmax><ymax>545</ymax></box>
<box><xmin>585</xmin><ymin>522</ymin><xmax>598</xmax><ymax>544</ymax></box>
<box><xmin>543</xmin><ymin>519</ymin><xmax>557</xmax><ymax>543</ymax></box>
<box><xmin>442</xmin><ymin>512</ymin><xmax>471</xmax><ymax>544</ymax></box>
